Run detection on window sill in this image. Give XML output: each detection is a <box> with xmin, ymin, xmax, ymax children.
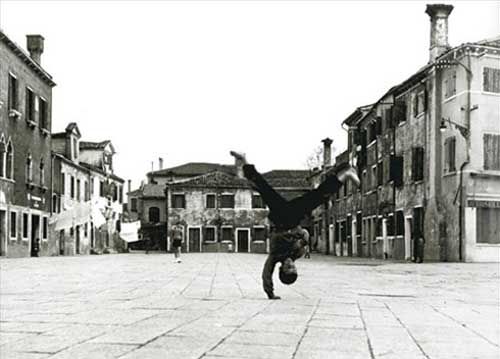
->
<box><xmin>220</xmin><ymin>240</ymin><xmax>233</xmax><ymax>244</ymax></box>
<box><xmin>9</xmin><ymin>109</ymin><xmax>22</xmax><ymax>120</ymax></box>
<box><xmin>21</xmin><ymin>237</ymin><xmax>29</xmax><ymax>241</ymax></box>
<box><xmin>397</xmin><ymin>121</ymin><xmax>407</xmax><ymax>127</ymax></box>
<box><xmin>412</xmin><ymin>179</ymin><xmax>424</xmax><ymax>185</ymax></box>
<box><xmin>9</xmin><ymin>237</ymin><xmax>17</xmax><ymax>241</ymax></box>
<box><xmin>0</xmin><ymin>177</ymin><xmax>15</xmax><ymax>184</ymax></box>
<box><xmin>476</xmin><ymin>243</ymin><xmax>500</xmax><ymax>247</ymax></box>
<box><xmin>26</xmin><ymin>182</ymin><xmax>36</xmax><ymax>190</ymax></box>
<box><xmin>443</xmin><ymin>171</ymin><xmax>457</xmax><ymax>178</ymax></box>
<box><xmin>41</xmin><ymin>128</ymin><xmax>50</xmax><ymax>137</ymax></box>
<box><xmin>26</xmin><ymin>119</ymin><xmax>37</xmax><ymax>129</ymax></box>
<box><xmin>252</xmin><ymin>240</ymin><xmax>266</xmax><ymax>244</ymax></box>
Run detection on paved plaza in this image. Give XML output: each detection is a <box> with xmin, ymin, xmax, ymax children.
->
<box><xmin>0</xmin><ymin>253</ymin><xmax>499</xmax><ymax>359</ymax></box>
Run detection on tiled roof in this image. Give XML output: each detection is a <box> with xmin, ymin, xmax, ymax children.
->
<box><xmin>475</xmin><ymin>35</ymin><xmax>500</xmax><ymax>48</ymax></box>
<box><xmin>148</xmin><ymin>162</ymin><xmax>236</xmax><ymax>177</ymax></box>
<box><xmin>80</xmin><ymin>140</ymin><xmax>111</xmax><ymax>150</ymax></box>
<box><xmin>169</xmin><ymin>171</ymin><xmax>250</xmax><ymax>189</ymax></box>
<box><xmin>262</xmin><ymin>170</ymin><xmax>311</xmax><ymax>188</ymax></box>
<box><xmin>0</xmin><ymin>29</ymin><xmax>56</xmax><ymax>87</ymax></box>
<box><xmin>79</xmin><ymin>162</ymin><xmax>124</xmax><ymax>183</ymax></box>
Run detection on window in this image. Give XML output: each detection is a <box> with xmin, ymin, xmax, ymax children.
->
<box><xmin>71</xmin><ymin>176</ymin><xmax>75</xmax><ymax>198</ymax></box>
<box><xmin>84</xmin><ymin>223</ymin><xmax>88</xmax><ymax>237</ymax></box>
<box><xmin>90</xmin><ymin>178</ymin><xmax>95</xmax><ymax>196</ymax></box>
<box><xmin>477</xmin><ymin>208</ymin><xmax>500</xmax><ymax>244</ymax></box>
<box><xmin>375</xmin><ymin>116</ymin><xmax>382</xmax><ymax>136</ymax></box>
<box><xmin>204</xmin><ymin>227</ymin><xmax>216</xmax><ymax>242</ymax></box>
<box><xmin>483</xmin><ymin>67</ymin><xmax>500</xmax><ymax>93</ymax></box>
<box><xmin>8</xmin><ymin>74</ymin><xmax>18</xmax><ymax>110</ymax></box>
<box><xmin>99</xmin><ymin>181</ymin><xmax>104</xmax><ymax>197</ymax></box>
<box><xmin>221</xmin><ymin>227</ymin><xmax>233</xmax><ymax>242</ymax></box>
<box><xmin>413</xmin><ymin>90</ymin><xmax>427</xmax><ymax>117</ymax></box>
<box><xmin>70</xmin><ymin>227</ymin><xmax>74</xmax><ymax>236</ymax></box>
<box><xmin>84</xmin><ymin>181</ymin><xmax>89</xmax><ymax>201</ymax></box>
<box><xmin>61</xmin><ymin>173</ymin><xmax>66</xmax><ymax>196</ymax></box>
<box><xmin>396</xmin><ymin>211</ymin><xmax>404</xmax><ymax>236</ymax></box>
<box><xmin>0</xmin><ymin>139</ymin><xmax>5</xmax><ymax>178</ymax></box>
<box><xmin>131</xmin><ymin>198</ymin><xmax>138</xmax><ymax>212</ymax></box>
<box><xmin>445</xmin><ymin>137</ymin><xmax>456</xmax><ymax>173</ymax></box>
<box><xmin>392</xmin><ymin>100</ymin><xmax>407</xmax><ymax>125</ymax></box>
<box><xmin>118</xmin><ymin>185</ymin><xmax>123</xmax><ymax>203</ymax></box>
<box><xmin>220</xmin><ymin>194</ymin><xmax>235</xmax><ymax>209</ymax></box>
<box><xmin>254</xmin><ymin>227</ymin><xmax>266</xmax><ymax>242</ymax></box>
<box><xmin>6</xmin><ymin>142</ymin><xmax>13</xmax><ymax>180</ymax></box>
<box><xmin>112</xmin><ymin>183</ymin><xmax>118</xmax><ymax>202</ymax></box>
<box><xmin>376</xmin><ymin>217</ymin><xmax>382</xmax><ymax>237</ymax></box>
<box><xmin>25</xmin><ymin>88</ymin><xmax>35</xmax><ymax>123</ymax></box>
<box><xmin>77</xmin><ymin>179</ymin><xmax>81</xmax><ymax>201</ymax></box>
<box><xmin>368</xmin><ymin>122</ymin><xmax>377</xmax><ymax>143</ymax></box>
<box><xmin>26</xmin><ymin>154</ymin><xmax>33</xmax><ymax>183</ymax></box>
<box><xmin>484</xmin><ymin>134</ymin><xmax>500</xmax><ymax>170</ymax></box>
<box><xmin>22</xmin><ymin>213</ymin><xmax>29</xmax><ymax>239</ymax></box>
<box><xmin>172</xmin><ymin>194</ymin><xmax>185</xmax><ymax>209</ymax></box>
<box><xmin>412</xmin><ymin>147</ymin><xmax>424</xmax><ymax>181</ymax></box>
<box><xmin>206</xmin><ymin>194</ymin><xmax>216</xmax><ymax>208</ymax></box>
<box><xmin>149</xmin><ymin>207</ymin><xmax>160</xmax><ymax>223</ymax></box>
<box><xmin>39</xmin><ymin>97</ymin><xmax>48</xmax><ymax>129</ymax></box>
<box><xmin>377</xmin><ymin>161</ymin><xmax>383</xmax><ymax>187</ymax></box>
<box><xmin>444</xmin><ymin>71</ymin><xmax>457</xmax><ymax>99</ymax></box>
<box><xmin>371</xmin><ymin>166</ymin><xmax>377</xmax><ymax>190</ymax></box>
<box><xmin>10</xmin><ymin>211</ymin><xmax>16</xmax><ymax>238</ymax></box>
<box><xmin>42</xmin><ymin>217</ymin><xmax>48</xmax><ymax>239</ymax></box>
<box><xmin>39</xmin><ymin>159</ymin><xmax>45</xmax><ymax>186</ymax></box>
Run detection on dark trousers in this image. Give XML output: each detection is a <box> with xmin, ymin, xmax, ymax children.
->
<box><xmin>243</xmin><ymin>165</ymin><xmax>343</xmax><ymax>229</ymax></box>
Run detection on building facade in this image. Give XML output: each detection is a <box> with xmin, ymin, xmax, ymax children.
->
<box><xmin>312</xmin><ymin>4</ymin><xmax>500</xmax><ymax>262</ymax></box>
<box><xmin>0</xmin><ymin>31</ymin><xmax>56</xmax><ymax>257</ymax></box>
<box><xmin>51</xmin><ymin>123</ymin><xmax>125</xmax><ymax>255</ymax></box>
<box><xmin>128</xmin><ymin>160</ymin><xmax>311</xmax><ymax>253</ymax></box>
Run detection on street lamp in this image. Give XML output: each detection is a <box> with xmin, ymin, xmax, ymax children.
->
<box><xmin>439</xmin><ymin>117</ymin><xmax>469</xmax><ymax>138</ymax></box>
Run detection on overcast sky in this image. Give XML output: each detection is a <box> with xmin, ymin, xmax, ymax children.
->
<box><xmin>1</xmin><ymin>1</ymin><xmax>498</xmax><ymax>190</ymax></box>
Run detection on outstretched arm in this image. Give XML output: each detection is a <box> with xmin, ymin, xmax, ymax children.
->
<box><xmin>262</xmin><ymin>255</ymin><xmax>281</xmax><ymax>300</ymax></box>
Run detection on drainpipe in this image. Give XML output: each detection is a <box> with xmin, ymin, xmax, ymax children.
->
<box><xmin>458</xmin><ymin>51</ymin><xmax>472</xmax><ymax>262</ymax></box>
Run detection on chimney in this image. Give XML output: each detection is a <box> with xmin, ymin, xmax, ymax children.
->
<box><xmin>425</xmin><ymin>4</ymin><xmax>454</xmax><ymax>62</ymax></box>
<box><xmin>159</xmin><ymin>157</ymin><xmax>164</xmax><ymax>170</ymax></box>
<box><xmin>26</xmin><ymin>35</ymin><xmax>44</xmax><ymax>65</ymax></box>
<box><xmin>234</xmin><ymin>153</ymin><xmax>245</xmax><ymax>179</ymax></box>
<box><xmin>127</xmin><ymin>179</ymin><xmax>131</xmax><ymax>194</ymax></box>
<box><xmin>321</xmin><ymin>138</ymin><xmax>333</xmax><ymax>168</ymax></box>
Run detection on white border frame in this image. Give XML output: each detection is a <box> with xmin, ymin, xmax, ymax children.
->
<box><xmin>203</xmin><ymin>225</ymin><xmax>217</xmax><ymax>243</ymax></box>
<box><xmin>22</xmin><ymin>211</ymin><xmax>30</xmax><ymax>241</ymax></box>
<box><xmin>205</xmin><ymin>193</ymin><xmax>217</xmax><ymax>209</ymax></box>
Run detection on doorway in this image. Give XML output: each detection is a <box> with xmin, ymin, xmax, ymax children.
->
<box><xmin>59</xmin><ymin>229</ymin><xmax>65</xmax><ymax>255</ymax></box>
<box><xmin>236</xmin><ymin>229</ymin><xmax>250</xmax><ymax>253</ymax></box>
<box><xmin>188</xmin><ymin>227</ymin><xmax>201</xmax><ymax>252</ymax></box>
<box><xmin>0</xmin><ymin>210</ymin><xmax>6</xmax><ymax>256</ymax></box>
<box><xmin>30</xmin><ymin>214</ymin><xmax>40</xmax><ymax>257</ymax></box>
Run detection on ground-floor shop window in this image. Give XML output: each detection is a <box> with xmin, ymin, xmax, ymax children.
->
<box><xmin>477</xmin><ymin>208</ymin><xmax>500</xmax><ymax>244</ymax></box>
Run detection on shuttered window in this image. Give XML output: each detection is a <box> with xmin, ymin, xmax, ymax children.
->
<box><xmin>477</xmin><ymin>208</ymin><xmax>500</xmax><ymax>244</ymax></box>
<box><xmin>206</xmin><ymin>194</ymin><xmax>216</xmax><ymax>208</ymax></box>
<box><xmin>254</xmin><ymin>227</ymin><xmax>266</xmax><ymax>242</ymax></box>
<box><xmin>396</xmin><ymin>211</ymin><xmax>404</xmax><ymax>236</ymax></box>
<box><xmin>412</xmin><ymin>147</ymin><xmax>424</xmax><ymax>181</ymax></box>
<box><xmin>25</xmin><ymin>88</ymin><xmax>36</xmax><ymax>123</ymax></box>
<box><xmin>390</xmin><ymin>155</ymin><xmax>404</xmax><ymax>187</ymax></box>
<box><xmin>172</xmin><ymin>194</ymin><xmax>186</xmax><ymax>209</ymax></box>
<box><xmin>444</xmin><ymin>71</ymin><xmax>457</xmax><ymax>99</ymax></box>
<box><xmin>204</xmin><ymin>227</ymin><xmax>216</xmax><ymax>242</ymax></box>
<box><xmin>220</xmin><ymin>194</ymin><xmax>234</xmax><ymax>209</ymax></box>
<box><xmin>483</xmin><ymin>67</ymin><xmax>500</xmax><ymax>93</ymax></box>
<box><xmin>221</xmin><ymin>227</ymin><xmax>233</xmax><ymax>242</ymax></box>
<box><xmin>252</xmin><ymin>195</ymin><xmax>264</xmax><ymax>209</ymax></box>
<box><xmin>445</xmin><ymin>137</ymin><xmax>456</xmax><ymax>173</ymax></box>
<box><xmin>392</xmin><ymin>100</ymin><xmax>407</xmax><ymax>125</ymax></box>
<box><xmin>8</xmin><ymin>74</ymin><xmax>18</xmax><ymax>110</ymax></box>
<box><xmin>484</xmin><ymin>134</ymin><xmax>500</xmax><ymax>170</ymax></box>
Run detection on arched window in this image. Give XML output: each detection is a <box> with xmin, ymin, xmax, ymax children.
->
<box><xmin>39</xmin><ymin>158</ymin><xmax>45</xmax><ymax>186</ymax></box>
<box><xmin>6</xmin><ymin>141</ymin><xmax>13</xmax><ymax>180</ymax></box>
<box><xmin>0</xmin><ymin>136</ymin><xmax>5</xmax><ymax>178</ymax></box>
<box><xmin>26</xmin><ymin>154</ymin><xmax>33</xmax><ymax>183</ymax></box>
<box><xmin>148</xmin><ymin>207</ymin><xmax>160</xmax><ymax>223</ymax></box>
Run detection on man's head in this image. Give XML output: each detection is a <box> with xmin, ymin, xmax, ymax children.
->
<box><xmin>279</xmin><ymin>258</ymin><xmax>298</xmax><ymax>285</ymax></box>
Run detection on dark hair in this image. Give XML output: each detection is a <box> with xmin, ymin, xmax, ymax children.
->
<box><xmin>279</xmin><ymin>267</ymin><xmax>298</xmax><ymax>285</ymax></box>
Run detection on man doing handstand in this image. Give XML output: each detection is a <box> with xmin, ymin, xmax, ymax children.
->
<box><xmin>230</xmin><ymin>151</ymin><xmax>360</xmax><ymax>300</ymax></box>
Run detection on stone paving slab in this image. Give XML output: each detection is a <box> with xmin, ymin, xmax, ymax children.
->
<box><xmin>1</xmin><ymin>253</ymin><xmax>499</xmax><ymax>359</ymax></box>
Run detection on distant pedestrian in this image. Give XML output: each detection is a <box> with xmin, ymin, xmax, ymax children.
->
<box><xmin>415</xmin><ymin>231</ymin><xmax>425</xmax><ymax>263</ymax></box>
<box><xmin>303</xmin><ymin>229</ymin><xmax>311</xmax><ymax>259</ymax></box>
<box><xmin>171</xmin><ymin>224</ymin><xmax>183</xmax><ymax>263</ymax></box>
<box><xmin>230</xmin><ymin>151</ymin><xmax>359</xmax><ymax>299</ymax></box>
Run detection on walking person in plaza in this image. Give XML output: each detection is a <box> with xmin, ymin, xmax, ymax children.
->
<box><xmin>230</xmin><ymin>151</ymin><xmax>360</xmax><ymax>299</ymax></box>
<box><xmin>171</xmin><ymin>223</ymin><xmax>183</xmax><ymax>263</ymax></box>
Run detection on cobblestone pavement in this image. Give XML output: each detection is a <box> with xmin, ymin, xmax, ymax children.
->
<box><xmin>0</xmin><ymin>253</ymin><xmax>499</xmax><ymax>359</ymax></box>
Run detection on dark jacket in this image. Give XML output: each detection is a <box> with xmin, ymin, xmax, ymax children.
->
<box><xmin>262</xmin><ymin>228</ymin><xmax>308</xmax><ymax>298</ymax></box>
